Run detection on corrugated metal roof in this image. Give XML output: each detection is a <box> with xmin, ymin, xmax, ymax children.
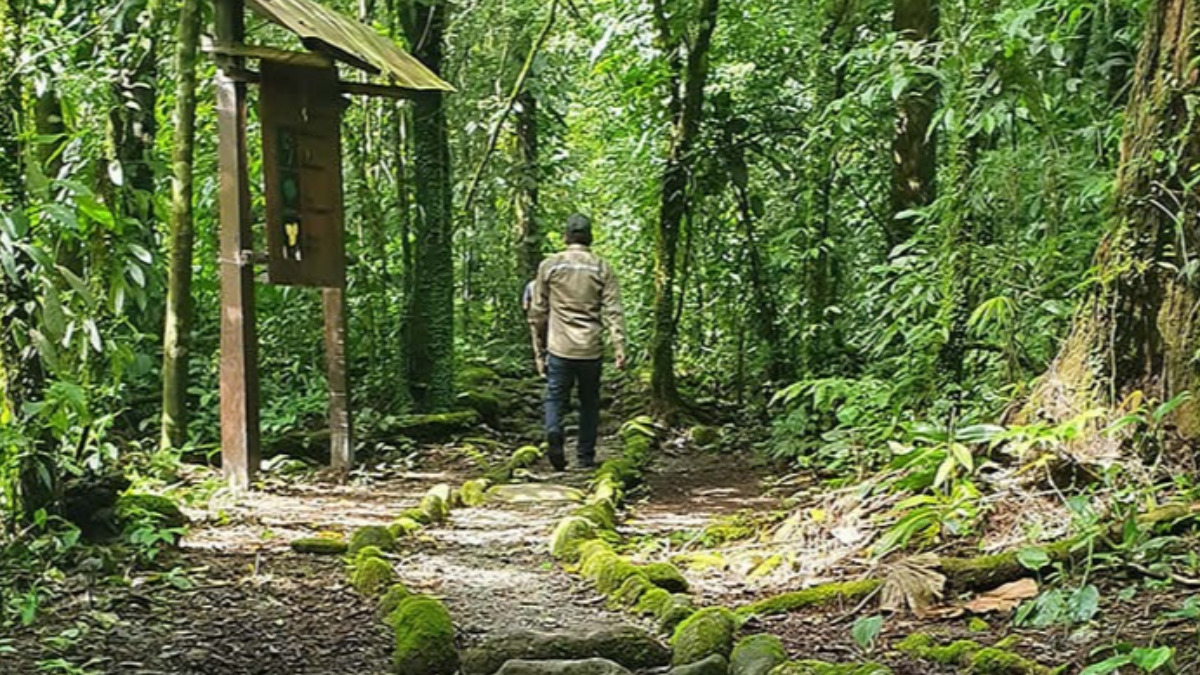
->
<box><xmin>247</xmin><ymin>0</ymin><xmax>454</xmax><ymax>91</ymax></box>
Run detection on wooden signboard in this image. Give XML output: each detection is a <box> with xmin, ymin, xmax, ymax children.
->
<box><xmin>260</xmin><ymin>59</ymin><xmax>347</xmax><ymax>288</ymax></box>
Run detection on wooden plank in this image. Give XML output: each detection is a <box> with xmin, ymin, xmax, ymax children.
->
<box><xmin>207</xmin><ymin>43</ymin><xmax>334</xmax><ymax>69</ymax></box>
<box><xmin>216</xmin><ymin>0</ymin><xmax>262</xmax><ymax>490</ymax></box>
<box><xmin>245</xmin><ymin>0</ymin><xmax>454</xmax><ymax>91</ymax></box>
<box><xmin>338</xmin><ymin>81</ymin><xmax>418</xmax><ymax>100</ymax></box>
<box><xmin>323</xmin><ymin>286</ymin><xmax>352</xmax><ymax>472</ymax></box>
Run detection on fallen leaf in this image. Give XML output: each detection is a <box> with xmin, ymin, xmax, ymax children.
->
<box><xmin>880</xmin><ymin>553</ymin><xmax>946</xmax><ymax>615</ymax></box>
<box><xmin>963</xmin><ymin>578</ymin><xmax>1039</xmax><ymax>614</ymax></box>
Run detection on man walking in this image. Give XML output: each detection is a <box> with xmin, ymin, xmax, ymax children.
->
<box><xmin>528</xmin><ymin>214</ymin><xmax>627</xmax><ymax>470</ymax></box>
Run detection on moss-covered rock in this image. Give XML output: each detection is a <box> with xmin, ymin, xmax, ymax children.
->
<box><xmin>457</xmin><ymin>365</ymin><xmax>500</xmax><ymax>389</ymax></box>
<box><xmin>596</xmin><ymin>458</ymin><xmax>641</xmax><ymax>488</ymax></box>
<box><xmin>610</xmin><ymin>573</ymin><xmax>654</xmax><ymax>608</ymax></box>
<box><xmin>595</xmin><ymin>557</ymin><xmax>643</xmax><ymax>595</ymax></box>
<box><xmin>673</xmin><ymin>552</ymin><xmax>729</xmax><ymax>571</ymax></box>
<box><xmin>551</xmin><ymin>518</ymin><xmax>597</xmax><ymax>561</ymax></box>
<box><xmin>290</xmin><ymin>536</ymin><xmax>348</xmax><ymax>555</ymax></box>
<box><xmin>495</xmin><ymin>659</ymin><xmax>634</xmax><ymax>675</ymax></box>
<box><xmin>669</xmin><ymin>653</ymin><xmax>729</xmax><ymax>675</ymax></box>
<box><xmin>659</xmin><ymin>594</ymin><xmax>698</xmax><ymax>634</ymax></box>
<box><xmin>387</xmin><ymin>595</ymin><xmax>459</xmax><ymax>675</ymax></box>
<box><xmin>642</xmin><ymin>562</ymin><xmax>689</xmax><ymax>593</ymax></box>
<box><xmin>459</xmin><ymin>390</ymin><xmax>502</xmax><ymax>425</ymax></box>
<box><xmin>769</xmin><ymin>661</ymin><xmax>892</xmax><ymax>675</ymax></box>
<box><xmin>389</xmin><ymin>516</ymin><xmax>424</xmax><ymax>538</ymax></box>
<box><xmin>353</xmin><ymin>545</ymin><xmax>387</xmax><ymax>563</ymax></box>
<box><xmin>510</xmin><ymin>445</ymin><xmax>543</xmax><ymax>469</ymax></box>
<box><xmin>349</xmin><ymin>525</ymin><xmax>396</xmax><ymax>555</ymax></box>
<box><xmin>591</xmin><ymin>476</ymin><xmax>624</xmax><ymax>505</ymax></box>
<box><xmin>115</xmin><ymin>493</ymin><xmax>188</xmax><ymax>529</ymax></box>
<box><xmin>459</xmin><ymin>478</ymin><xmax>491</xmax><ymax>507</ymax></box>
<box><xmin>573</xmin><ymin>500</ymin><xmax>617</xmax><ymax>531</ymax></box>
<box><xmin>736</xmin><ymin>579</ymin><xmax>881</xmax><ymax>618</ymax></box>
<box><xmin>395</xmin><ymin>410</ymin><xmax>480</xmax><ymax>441</ymax></box>
<box><xmin>351</xmin><ymin>556</ymin><xmax>398</xmax><ymax>597</ymax></box>
<box><xmin>672</xmin><ymin>607</ymin><xmax>737</xmax><ymax>665</ymax></box>
<box><xmin>421</xmin><ymin>485</ymin><xmax>452</xmax><ymax>524</ymax></box>
<box><xmin>460</xmin><ymin>626</ymin><xmax>670</xmax><ymax>675</ymax></box>
<box><xmin>731</xmin><ymin>634</ymin><xmax>787</xmax><ymax>675</ymax></box>
<box><xmin>378</xmin><ymin>583</ymin><xmax>412</xmax><ymax>617</ymax></box>
<box><xmin>688</xmin><ymin>426</ymin><xmax>720</xmax><ymax>448</ymax></box>
<box><xmin>579</xmin><ymin>540</ymin><xmax>619</xmax><ymax>577</ymax></box>
<box><xmin>401</xmin><ymin>507</ymin><xmax>434</xmax><ymax>525</ymax></box>
<box><xmin>634</xmin><ymin>587</ymin><xmax>673</xmax><ymax>617</ymax></box>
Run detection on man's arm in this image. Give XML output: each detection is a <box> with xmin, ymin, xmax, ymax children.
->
<box><xmin>601</xmin><ymin>261</ymin><xmax>627</xmax><ymax>368</ymax></box>
<box><xmin>528</xmin><ymin>261</ymin><xmax>551</xmax><ymax>373</ymax></box>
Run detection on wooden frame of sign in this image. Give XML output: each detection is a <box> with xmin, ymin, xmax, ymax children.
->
<box><xmin>214</xmin><ymin>0</ymin><xmax>451</xmax><ymax>489</ymax></box>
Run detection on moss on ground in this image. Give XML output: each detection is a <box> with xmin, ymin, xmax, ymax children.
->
<box><xmin>349</xmin><ymin>526</ymin><xmax>396</xmax><ymax>555</ymax></box>
<box><xmin>351</xmin><ymin>556</ymin><xmax>397</xmax><ymax>597</ymax></box>
<box><xmin>400</xmin><ymin>507</ymin><xmax>433</xmax><ymax>525</ymax></box>
<box><xmin>290</xmin><ymin>536</ymin><xmax>348</xmax><ymax>555</ymax></box>
<box><xmin>115</xmin><ymin>493</ymin><xmax>188</xmax><ymax>529</ymax></box>
<box><xmin>641</xmin><ymin>561</ymin><xmax>689</xmax><ymax>592</ymax></box>
<box><xmin>737</xmin><ymin>579</ymin><xmax>881</xmax><ymax>618</ymax></box>
<box><xmin>895</xmin><ymin>634</ymin><xmax>1053</xmax><ymax>674</ymax></box>
<box><xmin>672</xmin><ymin>606</ymin><xmax>737</xmax><ymax>665</ymax></box>
<box><xmin>387</xmin><ymin>595</ymin><xmax>458</xmax><ymax>675</ymax></box>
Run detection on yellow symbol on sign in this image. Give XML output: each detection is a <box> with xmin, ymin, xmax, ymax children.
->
<box><xmin>285</xmin><ymin>221</ymin><xmax>300</xmax><ymax>248</ymax></box>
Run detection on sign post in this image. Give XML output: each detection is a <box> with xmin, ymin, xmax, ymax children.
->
<box><xmin>216</xmin><ymin>0</ymin><xmax>261</xmax><ymax>489</ymax></box>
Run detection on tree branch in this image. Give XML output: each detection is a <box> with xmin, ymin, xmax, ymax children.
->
<box><xmin>461</xmin><ymin>0</ymin><xmax>558</xmax><ymax>214</ymax></box>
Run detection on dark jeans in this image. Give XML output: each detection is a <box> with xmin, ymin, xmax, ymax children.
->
<box><xmin>545</xmin><ymin>354</ymin><xmax>602</xmax><ymax>463</ymax></box>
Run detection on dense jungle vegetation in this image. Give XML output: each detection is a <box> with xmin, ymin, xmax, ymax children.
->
<box><xmin>4</xmin><ymin>0</ymin><xmax>1200</xmax><ymax>671</ymax></box>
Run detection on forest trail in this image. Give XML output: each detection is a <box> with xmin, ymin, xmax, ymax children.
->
<box><xmin>0</xmin><ymin>425</ymin><xmax>777</xmax><ymax>675</ymax></box>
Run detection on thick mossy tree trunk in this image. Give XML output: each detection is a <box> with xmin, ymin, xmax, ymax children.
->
<box><xmin>401</xmin><ymin>0</ymin><xmax>456</xmax><ymax>412</ymax></box>
<box><xmin>1024</xmin><ymin>0</ymin><xmax>1200</xmax><ymax>443</ymax></box>
<box><xmin>160</xmin><ymin>0</ymin><xmax>200</xmax><ymax>451</ymax></box>
<box><xmin>649</xmin><ymin>0</ymin><xmax>720</xmax><ymax>419</ymax></box>
<box><xmin>888</xmin><ymin>0</ymin><xmax>938</xmax><ymax>250</ymax></box>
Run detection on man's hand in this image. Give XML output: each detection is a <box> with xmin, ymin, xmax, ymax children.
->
<box><xmin>615</xmin><ymin>353</ymin><xmax>627</xmax><ymax>371</ymax></box>
<box><xmin>535</xmin><ymin>355</ymin><xmax>547</xmax><ymax>378</ymax></box>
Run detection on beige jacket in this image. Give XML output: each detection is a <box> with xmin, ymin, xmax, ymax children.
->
<box><xmin>529</xmin><ymin>245</ymin><xmax>626</xmax><ymax>361</ymax></box>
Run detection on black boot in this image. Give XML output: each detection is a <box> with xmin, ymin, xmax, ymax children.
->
<box><xmin>547</xmin><ymin>432</ymin><xmax>566</xmax><ymax>471</ymax></box>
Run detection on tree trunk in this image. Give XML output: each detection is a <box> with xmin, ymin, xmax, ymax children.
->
<box><xmin>733</xmin><ymin>180</ymin><xmax>788</xmax><ymax>382</ymax></box>
<box><xmin>160</xmin><ymin>0</ymin><xmax>201</xmax><ymax>451</ymax></box>
<box><xmin>401</xmin><ymin>0</ymin><xmax>456</xmax><ymax>412</ymax></box>
<box><xmin>889</xmin><ymin>0</ymin><xmax>938</xmax><ymax>250</ymax></box>
<box><xmin>649</xmin><ymin>0</ymin><xmax>721</xmax><ymax>419</ymax></box>
<box><xmin>106</xmin><ymin>0</ymin><xmax>162</xmax><ymax>233</ymax></box>
<box><xmin>1022</xmin><ymin>0</ymin><xmax>1200</xmax><ymax>447</ymax></box>
<box><xmin>515</xmin><ymin>88</ymin><xmax>541</xmax><ymax>285</ymax></box>
<box><xmin>0</xmin><ymin>0</ymin><xmax>23</xmax><ymax>205</ymax></box>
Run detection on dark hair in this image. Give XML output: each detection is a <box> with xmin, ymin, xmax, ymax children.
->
<box><xmin>565</xmin><ymin>213</ymin><xmax>593</xmax><ymax>246</ymax></box>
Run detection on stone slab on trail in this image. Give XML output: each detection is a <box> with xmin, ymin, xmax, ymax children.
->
<box><xmin>462</xmin><ymin>626</ymin><xmax>672</xmax><ymax>675</ymax></box>
<box><xmin>487</xmin><ymin>483</ymin><xmax>587</xmax><ymax>503</ymax></box>
<box><xmin>495</xmin><ymin>659</ymin><xmax>634</xmax><ymax>675</ymax></box>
